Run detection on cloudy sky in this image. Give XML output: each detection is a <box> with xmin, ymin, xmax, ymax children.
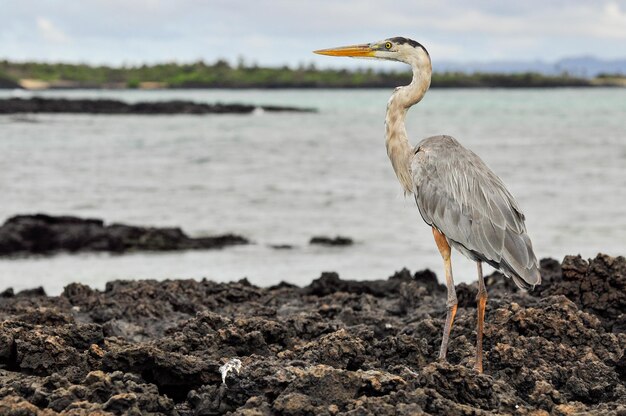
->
<box><xmin>2</xmin><ymin>0</ymin><xmax>626</xmax><ymax>67</ymax></box>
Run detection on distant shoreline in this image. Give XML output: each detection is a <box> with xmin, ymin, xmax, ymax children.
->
<box><xmin>2</xmin><ymin>81</ymin><xmax>625</xmax><ymax>90</ymax></box>
<box><xmin>2</xmin><ymin>60</ymin><xmax>625</xmax><ymax>90</ymax></box>
<box><xmin>2</xmin><ymin>82</ymin><xmax>625</xmax><ymax>91</ymax></box>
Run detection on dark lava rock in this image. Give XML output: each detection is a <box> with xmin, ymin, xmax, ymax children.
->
<box><xmin>0</xmin><ymin>77</ymin><xmax>20</xmax><ymax>90</ymax></box>
<box><xmin>0</xmin><ymin>288</ymin><xmax>14</xmax><ymax>298</ymax></box>
<box><xmin>0</xmin><ymin>97</ymin><xmax>316</xmax><ymax>114</ymax></box>
<box><xmin>0</xmin><ymin>213</ymin><xmax>249</xmax><ymax>256</ymax></box>
<box><xmin>270</xmin><ymin>244</ymin><xmax>294</xmax><ymax>250</ymax></box>
<box><xmin>304</xmin><ymin>269</ymin><xmax>443</xmax><ymax>299</ymax></box>
<box><xmin>0</xmin><ymin>253</ymin><xmax>624</xmax><ymax>414</ymax></box>
<box><xmin>530</xmin><ymin>254</ymin><xmax>626</xmax><ymax>332</ymax></box>
<box><xmin>16</xmin><ymin>287</ymin><xmax>46</xmax><ymax>297</ymax></box>
<box><xmin>309</xmin><ymin>235</ymin><xmax>354</xmax><ymax>246</ymax></box>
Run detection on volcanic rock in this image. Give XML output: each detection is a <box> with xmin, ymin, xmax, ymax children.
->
<box><xmin>0</xmin><ymin>214</ymin><xmax>249</xmax><ymax>256</ymax></box>
<box><xmin>309</xmin><ymin>236</ymin><xmax>354</xmax><ymax>246</ymax></box>
<box><xmin>0</xmin><ymin>254</ymin><xmax>624</xmax><ymax>414</ymax></box>
<box><xmin>0</xmin><ymin>97</ymin><xmax>315</xmax><ymax>114</ymax></box>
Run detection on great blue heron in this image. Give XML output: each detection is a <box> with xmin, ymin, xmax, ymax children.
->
<box><xmin>314</xmin><ymin>37</ymin><xmax>541</xmax><ymax>373</ymax></box>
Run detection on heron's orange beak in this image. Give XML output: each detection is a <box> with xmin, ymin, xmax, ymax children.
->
<box><xmin>314</xmin><ymin>44</ymin><xmax>375</xmax><ymax>57</ymax></box>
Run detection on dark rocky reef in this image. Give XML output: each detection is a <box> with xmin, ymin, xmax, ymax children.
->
<box><xmin>0</xmin><ymin>214</ymin><xmax>248</xmax><ymax>256</ymax></box>
<box><xmin>0</xmin><ymin>253</ymin><xmax>625</xmax><ymax>415</ymax></box>
<box><xmin>0</xmin><ymin>97</ymin><xmax>316</xmax><ymax>115</ymax></box>
<box><xmin>0</xmin><ymin>77</ymin><xmax>20</xmax><ymax>90</ymax></box>
<box><xmin>309</xmin><ymin>236</ymin><xmax>354</xmax><ymax>247</ymax></box>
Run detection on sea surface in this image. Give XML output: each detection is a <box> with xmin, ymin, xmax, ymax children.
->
<box><xmin>0</xmin><ymin>88</ymin><xmax>624</xmax><ymax>294</ymax></box>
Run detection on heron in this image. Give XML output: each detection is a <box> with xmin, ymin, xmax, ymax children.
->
<box><xmin>314</xmin><ymin>37</ymin><xmax>541</xmax><ymax>373</ymax></box>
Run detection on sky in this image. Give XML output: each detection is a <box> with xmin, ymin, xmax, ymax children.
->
<box><xmin>2</xmin><ymin>0</ymin><xmax>626</xmax><ymax>68</ymax></box>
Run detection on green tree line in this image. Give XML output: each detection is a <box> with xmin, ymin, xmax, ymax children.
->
<box><xmin>0</xmin><ymin>59</ymin><xmax>603</xmax><ymax>89</ymax></box>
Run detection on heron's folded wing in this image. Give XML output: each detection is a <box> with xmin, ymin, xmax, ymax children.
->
<box><xmin>411</xmin><ymin>139</ymin><xmax>539</xmax><ymax>286</ymax></box>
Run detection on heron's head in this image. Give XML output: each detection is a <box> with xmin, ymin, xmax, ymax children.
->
<box><xmin>314</xmin><ymin>37</ymin><xmax>430</xmax><ymax>67</ymax></box>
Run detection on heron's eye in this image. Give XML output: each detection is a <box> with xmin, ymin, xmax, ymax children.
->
<box><xmin>385</xmin><ymin>42</ymin><xmax>392</xmax><ymax>49</ymax></box>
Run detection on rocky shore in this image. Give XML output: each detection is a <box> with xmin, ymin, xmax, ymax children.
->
<box><xmin>0</xmin><ymin>253</ymin><xmax>624</xmax><ymax>415</ymax></box>
<box><xmin>0</xmin><ymin>98</ymin><xmax>316</xmax><ymax>115</ymax></box>
<box><xmin>309</xmin><ymin>236</ymin><xmax>354</xmax><ymax>247</ymax></box>
<box><xmin>0</xmin><ymin>214</ymin><xmax>249</xmax><ymax>256</ymax></box>
<box><xmin>0</xmin><ymin>78</ymin><xmax>20</xmax><ymax>90</ymax></box>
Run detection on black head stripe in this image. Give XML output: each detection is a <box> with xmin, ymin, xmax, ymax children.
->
<box><xmin>389</xmin><ymin>37</ymin><xmax>429</xmax><ymax>57</ymax></box>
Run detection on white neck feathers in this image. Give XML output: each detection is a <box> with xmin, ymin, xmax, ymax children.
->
<box><xmin>385</xmin><ymin>55</ymin><xmax>432</xmax><ymax>194</ymax></box>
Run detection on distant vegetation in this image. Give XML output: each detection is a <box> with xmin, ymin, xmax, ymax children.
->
<box><xmin>1</xmin><ymin>59</ymin><xmax>623</xmax><ymax>89</ymax></box>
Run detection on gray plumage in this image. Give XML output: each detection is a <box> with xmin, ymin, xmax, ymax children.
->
<box><xmin>315</xmin><ymin>36</ymin><xmax>542</xmax><ymax>372</ymax></box>
<box><xmin>411</xmin><ymin>135</ymin><xmax>541</xmax><ymax>289</ymax></box>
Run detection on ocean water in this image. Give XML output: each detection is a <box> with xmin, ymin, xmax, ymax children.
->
<box><xmin>0</xmin><ymin>88</ymin><xmax>624</xmax><ymax>295</ymax></box>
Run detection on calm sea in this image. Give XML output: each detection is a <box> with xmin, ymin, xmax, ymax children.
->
<box><xmin>0</xmin><ymin>88</ymin><xmax>624</xmax><ymax>294</ymax></box>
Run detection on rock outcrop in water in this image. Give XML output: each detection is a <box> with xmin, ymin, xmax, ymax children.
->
<box><xmin>0</xmin><ymin>254</ymin><xmax>624</xmax><ymax>414</ymax></box>
<box><xmin>0</xmin><ymin>97</ymin><xmax>315</xmax><ymax>114</ymax></box>
<box><xmin>0</xmin><ymin>214</ymin><xmax>248</xmax><ymax>256</ymax></box>
<box><xmin>309</xmin><ymin>236</ymin><xmax>354</xmax><ymax>247</ymax></box>
<box><xmin>0</xmin><ymin>78</ymin><xmax>20</xmax><ymax>90</ymax></box>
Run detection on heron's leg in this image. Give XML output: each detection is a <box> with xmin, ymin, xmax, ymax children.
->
<box><xmin>433</xmin><ymin>227</ymin><xmax>457</xmax><ymax>361</ymax></box>
<box><xmin>475</xmin><ymin>261</ymin><xmax>488</xmax><ymax>373</ymax></box>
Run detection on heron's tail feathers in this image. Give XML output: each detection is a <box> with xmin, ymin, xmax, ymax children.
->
<box><xmin>500</xmin><ymin>231</ymin><xmax>541</xmax><ymax>290</ymax></box>
<box><xmin>510</xmin><ymin>269</ymin><xmax>541</xmax><ymax>290</ymax></box>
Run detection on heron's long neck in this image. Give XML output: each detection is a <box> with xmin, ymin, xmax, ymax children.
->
<box><xmin>385</xmin><ymin>62</ymin><xmax>431</xmax><ymax>193</ymax></box>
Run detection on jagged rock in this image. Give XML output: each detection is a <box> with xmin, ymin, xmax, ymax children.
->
<box><xmin>309</xmin><ymin>235</ymin><xmax>354</xmax><ymax>246</ymax></box>
<box><xmin>531</xmin><ymin>254</ymin><xmax>626</xmax><ymax>332</ymax></box>
<box><xmin>0</xmin><ymin>77</ymin><xmax>20</xmax><ymax>90</ymax></box>
<box><xmin>0</xmin><ymin>97</ymin><xmax>316</xmax><ymax>114</ymax></box>
<box><xmin>0</xmin><ymin>213</ymin><xmax>249</xmax><ymax>256</ymax></box>
<box><xmin>0</xmin><ymin>254</ymin><xmax>624</xmax><ymax>414</ymax></box>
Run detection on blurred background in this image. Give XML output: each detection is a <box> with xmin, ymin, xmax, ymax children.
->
<box><xmin>0</xmin><ymin>1</ymin><xmax>625</xmax><ymax>294</ymax></box>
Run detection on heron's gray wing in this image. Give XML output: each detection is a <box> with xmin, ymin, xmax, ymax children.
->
<box><xmin>411</xmin><ymin>135</ymin><xmax>540</xmax><ymax>288</ymax></box>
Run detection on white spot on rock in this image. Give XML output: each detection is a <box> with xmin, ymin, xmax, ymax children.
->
<box><xmin>219</xmin><ymin>358</ymin><xmax>242</xmax><ymax>384</ymax></box>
